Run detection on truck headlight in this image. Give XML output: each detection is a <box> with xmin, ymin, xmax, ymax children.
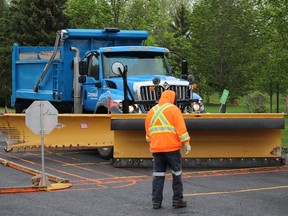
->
<box><xmin>117</xmin><ymin>101</ymin><xmax>140</xmax><ymax>113</ymax></box>
<box><xmin>193</xmin><ymin>103</ymin><xmax>200</xmax><ymax>112</ymax></box>
<box><xmin>129</xmin><ymin>105</ymin><xmax>135</xmax><ymax>113</ymax></box>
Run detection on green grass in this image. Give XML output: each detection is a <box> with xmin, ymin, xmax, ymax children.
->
<box><xmin>0</xmin><ymin>107</ymin><xmax>14</xmax><ymax>113</ymax></box>
<box><xmin>205</xmin><ymin>92</ymin><xmax>287</xmax><ymax>113</ymax></box>
<box><xmin>205</xmin><ymin>104</ymin><xmax>246</xmax><ymax>113</ymax></box>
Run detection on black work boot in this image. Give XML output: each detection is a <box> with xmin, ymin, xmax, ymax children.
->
<box><xmin>172</xmin><ymin>200</ymin><xmax>187</xmax><ymax>208</ymax></box>
<box><xmin>152</xmin><ymin>203</ymin><xmax>162</xmax><ymax>209</ymax></box>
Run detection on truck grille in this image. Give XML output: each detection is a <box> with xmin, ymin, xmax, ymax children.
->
<box><xmin>139</xmin><ymin>85</ymin><xmax>190</xmax><ymax>111</ymax></box>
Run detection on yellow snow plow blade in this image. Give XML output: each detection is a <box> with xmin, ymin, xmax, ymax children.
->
<box><xmin>0</xmin><ymin>114</ymin><xmax>113</xmax><ymax>152</ymax></box>
<box><xmin>111</xmin><ymin>113</ymin><xmax>285</xmax><ymax>167</ymax></box>
<box><xmin>0</xmin><ymin>113</ymin><xmax>285</xmax><ymax>168</ymax></box>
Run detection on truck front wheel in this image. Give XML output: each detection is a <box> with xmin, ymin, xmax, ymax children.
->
<box><xmin>98</xmin><ymin>147</ymin><xmax>113</xmax><ymax>159</ymax></box>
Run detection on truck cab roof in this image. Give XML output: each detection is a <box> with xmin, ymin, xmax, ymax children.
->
<box><xmin>97</xmin><ymin>46</ymin><xmax>170</xmax><ymax>54</ymax></box>
<box><xmin>62</xmin><ymin>28</ymin><xmax>148</xmax><ymax>40</ymax></box>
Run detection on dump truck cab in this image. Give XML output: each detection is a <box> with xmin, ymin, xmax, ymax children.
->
<box><xmin>80</xmin><ymin>46</ymin><xmax>203</xmax><ymax>114</ymax></box>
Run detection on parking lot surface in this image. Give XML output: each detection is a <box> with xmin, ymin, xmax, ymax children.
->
<box><xmin>0</xmin><ymin>137</ymin><xmax>288</xmax><ymax>216</ymax></box>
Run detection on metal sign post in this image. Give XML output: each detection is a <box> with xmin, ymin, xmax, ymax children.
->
<box><xmin>25</xmin><ymin>101</ymin><xmax>58</xmax><ymax>187</ymax></box>
<box><xmin>39</xmin><ymin>102</ymin><xmax>49</xmax><ymax>186</ymax></box>
<box><xmin>219</xmin><ymin>89</ymin><xmax>229</xmax><ymax>113</ymax></box>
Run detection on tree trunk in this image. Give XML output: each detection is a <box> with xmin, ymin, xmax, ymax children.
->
<box><xmin>276</xmin><ymin>83</ymin><xmax>279</xmax><ymax>113</ymax></box>
<box><xmin>269</xmin><ymin>89</ymin><xmax>273</xmax><ymax>113</ymax></box>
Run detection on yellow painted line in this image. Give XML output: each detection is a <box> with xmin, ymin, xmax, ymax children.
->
<box><xmin>184</xmin><ymin>166</ymin><xmax>287</xmax><ymax>175</ymax></box>
<box><xmin>184</xmin><ymin>185</ymin><xmax>288</xmax><ymax>197</ymax></box>
<box><xmin>107</xmin><ymin>175</ymin><xmax>150</xmax><ymax>180</ymax></box>
<box><xmin>84</xmin><ymin>166</ymin><xmax>287</xmax><ymax>182</ymax></box>
<box><xmin>62</xmin><ymin>163</ymin><xmax>94</xmax><ymax>166</ymax></box>
<box><xmin>99</xmin><ymin>162</ymin><xmax>111</xmax><ymax>165</ymax></box>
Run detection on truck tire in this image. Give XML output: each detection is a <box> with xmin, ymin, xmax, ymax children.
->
<box><xmin>97</xmin><ymin>147</ymin><xmax>113</xmax><ymax>159</ymax></box>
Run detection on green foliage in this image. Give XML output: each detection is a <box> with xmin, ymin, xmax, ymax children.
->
<box><xmin>0</xmin><ymin>0</ymin><xmax>70</xmax><ymax>107</ymax></box>
<box><xmin>65</xmin><ymin>0</ymin><xmax>114</xmax><ymax>28</ymax></box>
<box><xmin>0</xmin><ymin>0</ymin><xmax>11</xmax><ymax>107</ymax></box>
<box><xmin>190</xmin><ymin>0</ymin><xmax>258</xmax><ymax>100</ymax></box>
<box><xmin>65</xmin><ymin>0</ymin><xmax>127</xmax><ymax>28</ymax></box>
<box><xmin>0</xmin><ymin>0</ymin><xmax>288</xmax><ymax>112</ymax></box>
<box><xmin>122</xmin><ymin>0</ymin><xmax>155</xmax><ymax>30</ymax></box>
<box><xmin>0</xmin><ymin>46</ymin><xmax>12</xmax><ymax>107</ymax></box>
<box><xmin>9</xmin><ymin>0</ymin><xmax>69</xmax><ymax>46</ymax></box>
<box><xmin>242</xmin><ymin>91</ymin><xmax>268</xmax><ymax>113</ymax></box>
<box><xmin>252</xmin><ymin>0</ymin><xmax>288</xmax><ymax>112</ymax></box>
<box><xmin>169</xmin><ymin>2</ymin><xmax>192</xmax><ymax>38</ymax></box>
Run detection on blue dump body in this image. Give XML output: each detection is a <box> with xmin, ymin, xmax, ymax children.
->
<box><xmin>11</xmin><ymin>29</ymin><xmax>202</xmax><ymax>113</ymax></box>
<box><xmin>11</xmin><ymin>29</ymin><xmax>148</xmax><ymax>112</ymax></box>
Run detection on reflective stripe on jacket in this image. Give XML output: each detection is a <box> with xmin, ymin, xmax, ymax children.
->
<box><xmin>145</xmin><ymin>90</ymin><xmax>190</xmax><ymax>153</ymax></box>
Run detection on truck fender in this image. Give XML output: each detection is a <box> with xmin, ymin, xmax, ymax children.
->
<box><xmin>95</xmin><ymin>91</ymin><xmax>123</xmax><ymax>114</ymax></box>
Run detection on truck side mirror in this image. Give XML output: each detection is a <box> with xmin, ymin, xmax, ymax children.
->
<box><xmin>78</xmin><ymin>75</ymin><xmax>86</xmax><ymax>83</ymax></box>
<box><xmin>111</xmin><ymin>61</ymin><xmax>125</xmax><ymax>76</ymax></box>
<box><xmin>181</xmin><ymin>60</ymin><xmax>188</xmax><ymax>79</ymax></box>
<box><xmin>187</xmin><ymin>74</ymin><xmax>195</xmax><ymax>84</ymax></box>
<box><xmin>79</xmin><ymin>61</ymin><xmax>88</xmax><ymax>75</ymax></box>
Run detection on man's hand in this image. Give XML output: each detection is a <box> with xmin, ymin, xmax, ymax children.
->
<box><xmin>184</xmin><ymin>141</ymin><xmax>191</xmax><ymax>154</ymax></box>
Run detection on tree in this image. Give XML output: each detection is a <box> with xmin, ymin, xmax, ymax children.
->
<box><xmin>0</xmin><ymin>0</ymin><xmax>8</xmax><ymax>44</ymax></box>
<box><xmin>0</xmin><ymin>0</ymin><xmax>12</xmax><ymax>106</ymax></box>
<box><xmin>65</xmin><ymin>0</ymin><xmax>114</xmax><ymax>29</ymax></box>
<box><xmin>170</xmin><ymin>2</ymin><xmax>192</xmax><ymax>38</ymax></box>
<box><xmin>165</xmin><ymin>2</ymin><xmax>196</xmax><ymax>79</ymax></box>
<box><xmin>109</xmin><ymin>0</ymin><xmax>128</xmax><ymax>28</ymax></box>
<box><xmin>122</xmin><ymin>0</ymin><xmax>172</xmax><ymax>47</ymax></box>
<box><xmin>0</xmin><ymin>0</ymin><xmax>69</xmax><ymax>106</ymax></box>
<box><xmin>254</xmin><ymin>0</ymin><xmax>288</xmax><ymax>112</ymax></box>
<box><xmin>9</xmin><ymin>0</ymin><xmax>69</xmax><ymax>46</ymax></box>
<box><xmin>122</xmin><ymin>0</ymin><xmax>162</xmax><ymax>32</ymax></box>
<box><xmin>190</xmin><ymin>0</ymin><xmax>259</xmax><ymax>101</ymax></box>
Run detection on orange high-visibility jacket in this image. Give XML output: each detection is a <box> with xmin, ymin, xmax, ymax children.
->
<box><xmin>145</xmin><ymin>90</ymin><xmax>190</xmax><ymax>153</ymax></box>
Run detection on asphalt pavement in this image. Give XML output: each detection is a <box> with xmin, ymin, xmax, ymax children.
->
<box><xmin>1</xmin><ymin>134</ymin><xmax>288</xmax><ymax>216</ymax></box>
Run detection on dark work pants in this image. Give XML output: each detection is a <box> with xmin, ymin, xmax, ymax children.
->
<box><xmin>152</xmin><ymin>150</ymin><xmax>183</xmax><ymax>204</ymax></box>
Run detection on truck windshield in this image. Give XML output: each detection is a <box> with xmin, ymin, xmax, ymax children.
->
<box><xmin>102</xmin><ymin>52</ymin><xmax>170</xmax><ymax>78</ymax></box>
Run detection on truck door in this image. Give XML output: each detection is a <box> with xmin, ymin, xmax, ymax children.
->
<box><xmin>82</xmin><ymin>55</ymin><xmax>103</xmax><ymax>112</ymax></box>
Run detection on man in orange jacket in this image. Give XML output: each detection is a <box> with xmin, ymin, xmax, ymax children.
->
<box><xmin>145</xmin><ymin>90</ymin><xmax>191</xmax><ymax>209</ymax></box>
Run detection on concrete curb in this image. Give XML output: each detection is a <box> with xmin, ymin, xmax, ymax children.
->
<box><xmin>0</xmin><ymin>157</ymin><xmax>71</xmax><ymax>194</ymax></box>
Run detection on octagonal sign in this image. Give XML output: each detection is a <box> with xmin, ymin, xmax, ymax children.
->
<box><xmin>25</xmin><ymin>101</ymin><xmax>58</xmax><ymax>134</ymax></box>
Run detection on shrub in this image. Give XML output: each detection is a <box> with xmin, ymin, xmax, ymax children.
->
<box><xmin>243</xmin><ymin>91</ymin><xmax>268</xmax><ymax>113</ymax></box>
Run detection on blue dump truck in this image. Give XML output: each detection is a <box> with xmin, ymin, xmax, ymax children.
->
<box><xmin>11</xmin><ymin>28</ymin><xmax>204</xmax><ymax>114</ymax></box>
<box><xmin>3</xmin><ymin>28</ymin><xmax>285</xmax><ymax>165</ymax></box>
